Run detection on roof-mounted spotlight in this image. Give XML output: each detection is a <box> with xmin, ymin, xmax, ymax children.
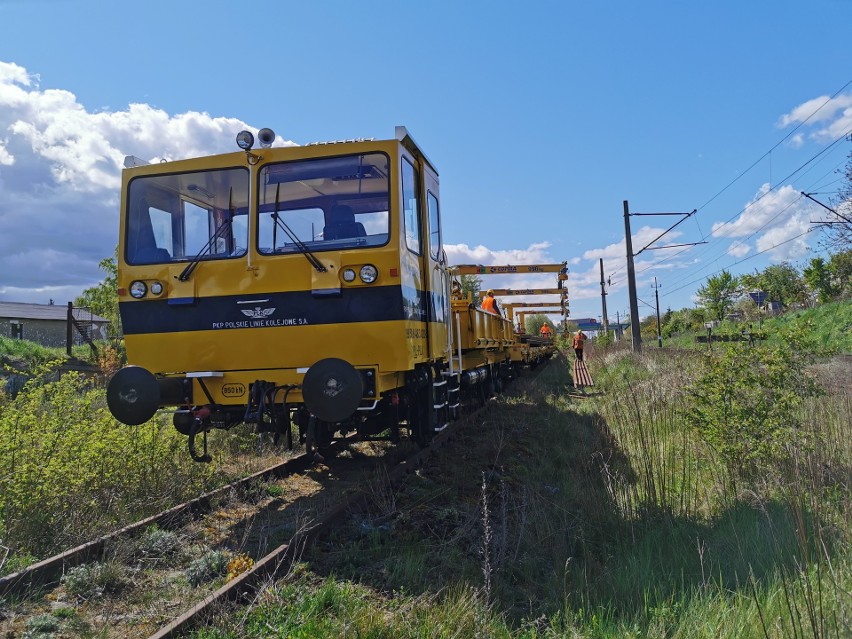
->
<box><xmin>258</xmin><ymin>128</ymin><xmax>275</xmax><ymax>148</ymax></box>
<box><xmin>236</xmin><ymin>130</ymin><xmax>255</xmax><ymax>150</ymax></box>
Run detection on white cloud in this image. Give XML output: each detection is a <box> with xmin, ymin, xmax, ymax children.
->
<box><xmin>754</xmin><ymin>215</ymin><xmax>812</xmax><ymax>261</ymax></box>
<box><xmin>0</xmin><ymin>60</ymin><xmax>295</xmax><ymax>303</ymax></box>
<box><xmin>445</xmin><ymin>241</ymin><xmax>573</xmax><ymax>318</ymax></box>
<box><xmin>445</xmin><ymin>241</ymin><xmax>554</xmax><ymax>268</ymax></box>
<box><xmin>778</xmin><ymin>93</ymin><xmax>852</xmax><ymax>143</ymax></box>
<box><xmin>711</xmin><ymin>183</ymin><xmax>815</xmax><ymax>239</ymax></box>
<box><xmin>727</xmin><ymin>241</ymin><xmax>751</xmax><ymax>258</ymax></box>
<box><xmin>0</xmin><ymin>139</ymin><xmax>13</xmax><ymax>165</ymax></box>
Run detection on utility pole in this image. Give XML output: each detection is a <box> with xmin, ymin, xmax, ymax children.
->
<box><xmin>623</xmin><ymin>200</ymin><xmax>705</xmax><ymax>354</ymax></box>
<box><xmin>623</xmin><ymin>200</ymin><xmax>642</xmax><ymax>352</ymax></box>
<box><xmin>599</xmin><ymin>258</ymin><xmax>609</xmax><ymax>339</ymax></box>
<box><xmin>653</xmin><ymin>277</ymin><xmax>662</xmax><ymax>348</ymax></box>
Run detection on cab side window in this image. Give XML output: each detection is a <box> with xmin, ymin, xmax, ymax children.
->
<box><xmin>427</xmin><ymin>191</ymin><xmax>441</xmax><ymax>260</ymax></box>
<box><xmin>401</xmin><ymin>158</ymin><xmax>420</xmax><ymax>255</ymax></box>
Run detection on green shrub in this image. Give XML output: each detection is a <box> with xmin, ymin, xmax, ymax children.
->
<box><xmin>0</xmin><ymin>362</ymin><xmax>214</xmax><ymax>556</ymax></box>
<box><xmin>0</xmin><ymin>549</ymin><xmax>38</xmax><ymax>577</ymax></box>
<box><xmin>23</xmin><ymin>613</ymin><xmax>60</xmax><ymax>638</ymax></box>
<box><xmin>61</xmin><ymin>562</ymin><xmax>129</xmax><ymax>599</ymax></box>
<box><xmin>682</xmin><ymin>333</ymin><xmax>821</xmax><ymax>488</ymax></box>
<box><xmin>136</xmin><ymin>526</ymin><xmax>181</xmax><ymax>560</ymax></box>
<box><xmin>186</xmin><ymin>550</ymin><xmax>229</xmax><ymax>586</ymax></box>
<box><xmin>596</xmin><ymin>331</ymin><xmax>614</xmax><ymax>348</ymax></box>
<box><xmin>51</xmin><ymin>606</ymin><xmax>76</xmax><ymax>619</ymax></box>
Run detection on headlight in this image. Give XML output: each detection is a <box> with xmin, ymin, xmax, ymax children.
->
<box><xmin>342</xmin><ymin>268</ymin><xmax>357</xmax><ymax>283</ymax></box>
<box><xmin>236</xmin><ymin>130</ymin><xmax>255</xmax><ymax>150</ymax></box>
<box><xmin>150</xmin><ymin>281</ymin><xmax>163</xmax><ymax>295</ymax></box>
<box><xmin>359</xmin><ymin>265</ymin><xmax>378</xmax><ymax>283</ymax></box>
<box><xmin>129</xmin><ymin>281</ymin><xmax>147</xmax><ymax>299</ymax></box>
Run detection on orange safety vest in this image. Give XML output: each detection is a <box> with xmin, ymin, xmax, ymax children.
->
<box><xmin>572</xmin><ymin>332</ymin><xmax>586</xmax><ymax>349</ymax></box>
<box><xmin>540</xmin><ymin>325</ymin><xmax>552</xmax><ymax>336</ymax></box>
<box><xmin>482</xmin><ymin>295</ymin><xmax>498</xmax><ymax>314</ymax></box>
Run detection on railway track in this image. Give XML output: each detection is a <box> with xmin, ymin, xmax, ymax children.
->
<box><xmin>0</xmin><ymin>438</ymin><xmax>409</xmax><ymax>637</ymax></box>
<box><xmin>0</xmin><ymin>364</ymin><xmax>552</xmax><ymax>638</ymax></box>
<box><xmin>149</xmin><ymin>360</ymin><xmax>557</xmax><ymax>639</ymax></box>
<box><xmin>0</xmin><ymin>446</ymin><xmax>327</xmax><ymax>600</ymax></box>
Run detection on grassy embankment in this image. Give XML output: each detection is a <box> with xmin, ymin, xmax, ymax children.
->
<box><xmin>0</xmin><ymin>353</ymin><xmax>279</xmax><ymax>577</ymax></box>
<box><xmin>192</xmin><ymin>342</ymin><xmax>850</xmax><ymax>638</ymax></box>
<box><xmin>0</xmin><ymin>335</ymin><xmax>102</xmax><ymax>367</ymax></box>
<box><xmin>2</xmin><ymin>319</ymin><xmax>848</xmax><ymax>637</ymax></box>
<box><xmin>665</xmin><ymin>298</ymin><xmax>852</xmax><ymax>353</ymax></box>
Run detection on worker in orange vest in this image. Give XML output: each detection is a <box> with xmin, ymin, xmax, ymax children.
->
<box><xmin>572</xmin><ymin>329</ymin><xmax>587</xmax><ymax>360</ymax></box>
<box><xmin>540</xmin><ymin>323</ymin><xmax>552</xmax><ymax>338</ymax></box>
<box><xmin>481</xmin><ymin>289</ymin><xmax>501</xmax><ymax>316</ymax></box>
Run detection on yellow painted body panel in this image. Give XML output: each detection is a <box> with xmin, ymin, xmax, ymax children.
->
<box><xmin>117</xmin><ymin>136</ymin><xmax>461</xmax><ymax>412</ymax></box>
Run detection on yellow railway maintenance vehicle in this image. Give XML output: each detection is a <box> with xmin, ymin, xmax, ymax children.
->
<box><xmin>107</xmin><ymin>127</ymin><xmax>516</xmax><ymax>461</ymax></box>
<box><xmin>455</xmin><ymin>265</ymin><xmax>569</xmax><ymax>368</ymax></box>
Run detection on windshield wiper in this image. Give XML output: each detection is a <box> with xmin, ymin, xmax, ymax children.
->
<box><xmin>270</xmin><ymin>184</ymin><xmax>327</xmax><ymax>272</ymax></box>
<box><xmin>178</xmin><ymin>189</ymin><xmax>235</xmax><ymax>282</ymax></box>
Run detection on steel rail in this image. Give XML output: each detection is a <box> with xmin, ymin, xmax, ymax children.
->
<box><xmin>0</xmin><ymin>447</ymin><xmax>331</xmax><ymax>598</ymax></box>
<box><xmin>147</xmin><ymin>364</ymin><xmax>553</xmax><ymax>638</ymax></box>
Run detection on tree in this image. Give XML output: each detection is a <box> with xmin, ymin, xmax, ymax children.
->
<box><xmin>640</xmin><ymin>314</ymin><xmax>658</xmax><ymax>340</ymax></box>
<box><xmin>459</xmin><ymin>274</ymin><xmax>482</xmax><ymax>307</ymax></box>
<box><xmin>821</xmin><ymin>149</ymin><xmax>852</xmax><ymax>251</ymax></box>
<box><xmin>526</xmin><ymin>313</ymin><xmax>549</xmax><ymax>336</ymax></box>
<box><xmin>828</xmin><ymin>249</ymin><xmax>852</xmax><ymax>299</ymax></box>
<box><xmin>740</xmin><ymin>263</ymin><xmax>807</xmax><ymax>309</ymax></box>
<box><xmin>803</xmin><ymin>256</ymin><xmax>837</xmax><ymax>304</ymax></box>
<box><xmin>75</xmin><ymin>253</ymin><xmax>122</xmax><ymax>339</ymax></box>
<box><xmin>697</xmin><ymin>270</ymin><xmax>739</xmax><ymax>321</ymax></box>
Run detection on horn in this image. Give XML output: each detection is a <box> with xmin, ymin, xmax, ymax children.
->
<box><xmin>258</xmin><ymin>128</ymin><xmax>276</xmax><ymax>148</ymax></box>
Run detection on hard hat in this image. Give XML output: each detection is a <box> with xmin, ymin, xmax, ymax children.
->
<box><xmin>486</xmin><ymin>289</ymin><xmax>494</xmax><ymax>295</ymax></box>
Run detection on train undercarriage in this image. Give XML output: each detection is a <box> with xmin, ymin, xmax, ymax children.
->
<box><xmin>160</xmin><ymin>359</ymin><xmax>519</xmax><ymax>462</ymax></box>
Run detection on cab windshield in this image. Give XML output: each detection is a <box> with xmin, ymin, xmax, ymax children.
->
<box><xmin>125</xmin><ymin>168</ymin><xmax>249</xmax><ymax>265</ymax></box>
<box><xmin>257</xmin><ymin>152</ymin><xmax>390</xmax><ymax>254</ymax></box>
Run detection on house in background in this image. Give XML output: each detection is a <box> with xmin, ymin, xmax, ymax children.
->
<box><xmin>0</xmin><ymin>301</ymin><xmax>109</xmax><ymax>349</ymax></box>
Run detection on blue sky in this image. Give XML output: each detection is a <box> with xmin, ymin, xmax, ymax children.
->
<box><xmin>1</xmin><ymin>0</ymin><xmax>850</xmax><ymax>324</ymax></box>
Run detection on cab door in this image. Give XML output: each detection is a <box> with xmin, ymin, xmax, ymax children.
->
<box><xmin>400</xmin><ymin>154</ymin><xmax>429</xmax><ymax>364</ymax></box>
<box><xmin>423</xmin><ymin>168</ymin><xmax>448</xmax><ymax>361</ymax></box>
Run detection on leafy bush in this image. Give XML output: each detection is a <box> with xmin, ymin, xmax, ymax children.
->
<box><xmin>136</xmin><ymin>526</ymin><xmax>181</xmax><ymax>560</ymax></box>
<box><xmin>596</xmin><ymin>330</ymin><xmax>614</xmax><ymax>348</ymax></box>
<box><xmin>62</xmin><ymin>561</ymin><xmax>129</xmax><ymax>599</ymax></box>
<box><xmin>226</xmin><ymin>552</ymin><xmax>255</xmax><ymax>580</ymax></box>
<box><xmin>682</xmin><ymin>334</ymin><xmax>821</xmax><ymax>488</ymax></box>
<box><xmin>0</xmin><ymin>362</ymin><xmax>214</xmax><ymax>556</ymax></box>
<box><xmin>186</xmin><ymin>550</ymin><xmax>230</xmax><ymax>586</ymax></box>
<box><xmin>23</xmin><ymin>613</ymin><xmax>60</xmax><ymax>638</ymax></box>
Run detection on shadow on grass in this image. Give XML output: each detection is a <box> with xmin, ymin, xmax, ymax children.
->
<box><xmin>304</xmin><ymin>356</ymin><xmax>834</xmax><ymax>628</ymax></box>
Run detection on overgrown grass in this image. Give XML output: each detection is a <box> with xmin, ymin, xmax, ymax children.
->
<box><xmin>0</xmin><ymin>362</ymin><xmax>217</xmax><ymax>565</ymax></box>
<box><xmin>195</xmin><ymin>345</ymin><xmax>851</xmax><ymax>638</ymax></box>
<box><xmin>0</xmin><ymin>361</ymin><xmax>276</xmax><ymax>574</ymax></box>
<box><xmin>0</xmin><ymin>335</ymin><xmax>67</xmax><ymax>368</ymax></box>
<box><xmin>663</xmin><ymin>298</ymin><xmax>852</xmax><ymax>353</ymax></box>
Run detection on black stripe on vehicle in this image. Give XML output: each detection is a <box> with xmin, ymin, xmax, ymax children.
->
<box><xmin>121</xmin><ymin>285</ymin><xmax>412</xmax><ymax>335</ymax></box>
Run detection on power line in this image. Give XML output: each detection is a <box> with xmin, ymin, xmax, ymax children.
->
<box><xmin>635</xmin><ymin>127</ymin><xmax>852</xmax><ymax>282</ymax></box>
<box><xmin>660</xmin><ymin>194</ymin><xmax>804</xmax><ymax>291</ymax></box>
<box><xmin>661</xmin><ymin>226</ymin><xmax>815</xmax><ymax>299</ymax></box>
<box><xmin>607</xmin><ymin>85</ymin><xmax>851</xmax><ymax>310</ymax></box>
<box><xmin>694</xmin><ymin>79</ymin><xmax>852</xmax><ymax>214</ymax></box>
<box><xmin>640</xmin><ymin>142</ymin><xmax>849</xmax><ymax>287</ymax></box>
<box><xmin>664</xmin><ymin>152</ymin><xmax>847</xmax><ymax>274</ymax></box>
<box><xmin>630</xmin><ymin>83</ymin><xmax>852</xmax><ymax>281</ymax></box>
